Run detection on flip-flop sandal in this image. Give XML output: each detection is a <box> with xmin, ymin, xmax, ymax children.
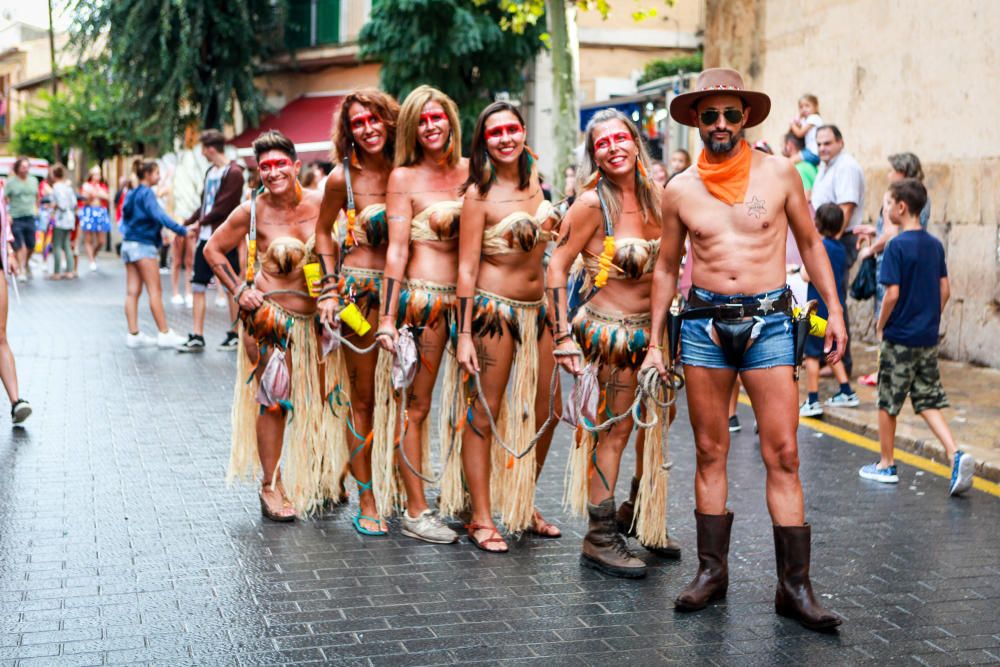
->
<box><xmin>466</xmin><ymin>523</ymin><xmax>508</xmax><ymax>553</ymax></box>
<box><xmin>528</xmin><ymin>511</ymin><xmax>562</xmax><ymax>539</ymax></box>
<box><xmin>352</xmin><ymin>513</ymin><xmax>388</xmax><ymax>536</ymax></box>
<box><xmin>259</xmin><ymin>490</ymin><xmax>295</xmax><ymax>522</ymax></box>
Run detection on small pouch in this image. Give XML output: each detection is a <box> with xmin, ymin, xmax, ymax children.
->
<box><xmin>562</xmin><ymin>364</ymin><xmax>599</xmax><ymax>428</ymax></box>
<box><xmin>711</xmin><ymin>316</ymin><xmax>763</xmax><ymax>369</ymax></box>
<box><xmin>257</xmin><ymin>349</ymin><xmax>290</xmax><ymax>407</ymax></box>
<box><xmin>392</xmin><ymin>327</ymin><xmax>419</xmax><ymax>391</ymax></box>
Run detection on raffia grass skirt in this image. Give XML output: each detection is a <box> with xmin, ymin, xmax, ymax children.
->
<box><xmin>564</xmin><ymin>305</ymin><xmax>672</xmax><ymax>548</ymax></box>
<box><xmin>228</xmin><ymin>299</ymin><xmax>344</xmax><ymax>516</ymax></box>
<box><xmin>371</xmin><ymin>279</ymin><xmax>455</xmax><ymax>517</ymax></box>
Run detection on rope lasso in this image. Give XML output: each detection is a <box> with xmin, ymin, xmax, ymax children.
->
<box><xmin>468</xmin><ymin>347</ymin><xmax>583</xmax><ymax>460</ymax></box>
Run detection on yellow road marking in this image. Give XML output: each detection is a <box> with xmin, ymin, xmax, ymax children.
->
<box><xmin>736</xmin><ymin>396</ymin><xmax>1000</xmax><ymax>498</ymax></box>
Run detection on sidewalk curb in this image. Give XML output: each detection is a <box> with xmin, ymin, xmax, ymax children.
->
<box><xmin>819</xmin><ymin>409</ymin><xmax>1000</xmax><ymax>484</ymax></box>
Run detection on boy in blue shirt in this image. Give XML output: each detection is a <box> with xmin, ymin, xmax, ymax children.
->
<box><xmin>860</xmin><ymin>179</ymin><xmax>975</xmax><ymax>495</ymax></box>
<box><xmin>799</xmin><ymin>203</ymin><xmax>857</xmax><ymax>417</ymax></box>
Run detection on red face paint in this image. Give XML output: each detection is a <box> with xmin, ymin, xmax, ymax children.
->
<box><xmin>593</xmin><ymin>131</ymin><xmax>633</xmax><ymax>152</ymax></box>
<box><xmin>259</xmin><ymin>158</ymin><xmax>293</xmax><ymax>173</ymax></box>
<box><xmin>485</xmin><ymin>123</ymin><xmax>524</xmax><ymax>140</ymax></box>
<box><xmin>419</xmin><ymin>112</ymin><xmax>448</xmax><ymax>128</ymax></box>
<box><xmin>350</xmin><ymin>112</ymin><xmax>381</xmax><ymax>131</ymax></box>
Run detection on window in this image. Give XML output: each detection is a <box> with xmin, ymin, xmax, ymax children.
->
<box><xmin>286</xmin><ymin>0</ymin><xmax>341</xmax><ymax>49</ymax></box>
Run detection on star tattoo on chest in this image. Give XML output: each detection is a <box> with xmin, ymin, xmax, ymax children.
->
<box><xmin>746</xmin><ymin>196</ymin><xmax>766</xmax><ymax>219</ymax></box>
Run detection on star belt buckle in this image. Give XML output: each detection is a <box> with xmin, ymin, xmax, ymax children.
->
<box><xmin>719</xmin><ymin>303</ymin><xmax>746</xmax><ymax>320</ymax></box>
<box><xmin>757</xmin><ymin>293</ymin><xmax>778</xmax><ymax>315</ymax></box>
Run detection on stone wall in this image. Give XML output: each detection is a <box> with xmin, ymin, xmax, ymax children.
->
<box><xmin>705</xmin><ymin>0</ymin><xmax>1000</xmax><ymax>367</ymax></box>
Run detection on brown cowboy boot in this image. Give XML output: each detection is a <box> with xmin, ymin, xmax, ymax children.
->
<box><xmin>674</xmin><ymin>510</ymin><xmax>733</xmax><ymax>611</ymax></box>
<box><xmin>773</xmin><ymin>524</ymin><xmax>843</xmax><ymax>631</ymax></box>
<box><xmin>615</xmin><ymin>477</ymin><xmax>681</xmax><ymax>559</ymax></box>
<box><xmin>581</xmin><ymin>498</ymin><xmax>646</xmax><ymax>579</ymax></box>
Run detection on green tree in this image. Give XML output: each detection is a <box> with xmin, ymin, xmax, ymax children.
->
<box><xmin>638</xmin><ymin>52</ymin><xmax>702</xmax><ymax>86</ymax></box>
<box><xmin>11</xmin><ymin>66</ymin><xmax>155</xmax><ymax>163</ymax></box>
<box><xmin>359</xmin><ymin>0</ymin><xmax>545</xmax><ymax>149</ymax></box>
<box><xmin>492</xmin><ymin>1</ymin><xmax>671</xmax><ymax>192</ymax></box>
<box><xmin>69</xmin><ymin>0</ymin><xmax>287</xmax><ymax>147</ymax></box>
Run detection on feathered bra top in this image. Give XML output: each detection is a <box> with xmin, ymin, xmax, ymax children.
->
<box><xmin>350</xmin><ymin>203</ymin><xmax>388</xmax><ymax>247</ymax></box>
<box><xmin>577</xmin><ymin>237</ymin><xmax>660</xmax><ymax>288</ymax></box>
<box><xmin>410</xmin><ymin>200</ymin><xmax>462</xmax><ymax>242</ymax></box>
<box><xmin>481</xmin><ymin>200</ymin><xmax>562</xmax><ymax>256</ymax></box>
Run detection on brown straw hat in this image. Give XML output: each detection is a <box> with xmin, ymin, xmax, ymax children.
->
<box><xmin>669</xmin><ymin>68</ymin><xmax>771</xmax><ymax>128</ymax></box>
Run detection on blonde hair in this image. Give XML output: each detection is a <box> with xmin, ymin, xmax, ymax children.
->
<box><xmin>799</xmin><ymin>94</ymin><xmax>819</xmax><ymax>111</ymax></box>
<box><xmin>395</xmin><ymin>85</ymin><xmax>461</xmax><ymax>168</ymax></box>
<box><xmin>579</xmin><ymin>109</ymin><xmax>663</xmax><ymax>227</ymax></box>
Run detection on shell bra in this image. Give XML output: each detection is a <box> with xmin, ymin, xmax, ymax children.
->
<box><xmin>481</xmin><ymin>200</ymin><xmax>559</xmax><ymax>256</ymax></box>
<box><xmin>410</xmin><ymin>200</ymin><xmax>462</xmax><ymax>242</ymax></box>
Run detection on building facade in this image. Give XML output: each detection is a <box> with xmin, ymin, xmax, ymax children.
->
<box><xmin>704</xmin><ymin>0</ymin><xmax>1000</xmax><ymax>368</ymax></box>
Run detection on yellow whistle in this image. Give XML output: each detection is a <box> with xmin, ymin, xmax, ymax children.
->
<box><xmin>793</xmin><ymin>307</ymin><xmax>828</xmax><ymax>337</ymax></box>
<box><xmin>339</xmin><ymin>303</ymin><xmax>371</xmax><ymax>336</ymax></box>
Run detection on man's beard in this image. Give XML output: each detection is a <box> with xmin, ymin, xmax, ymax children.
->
<box><xmin>701</xmin><ymin>128</ymin><xmax>743</xmax><ymax>155</ymax></box>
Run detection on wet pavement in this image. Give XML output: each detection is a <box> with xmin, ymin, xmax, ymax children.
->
<box><xmin>2</xmin><ymin>261</ymin><xmax>999</xmax><ymax>666</ymax></box>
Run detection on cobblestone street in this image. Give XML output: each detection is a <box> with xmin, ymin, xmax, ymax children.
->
<box><xmin>2</xmin><ymin>263</ymin><xmax>999</xmax><ymax>666</ymax></box>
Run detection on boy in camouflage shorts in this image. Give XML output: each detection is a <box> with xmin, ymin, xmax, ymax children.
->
<box><xmin>860</xmin><ymin>178</ymin><xmax>975</xmax><ymax>495</ymax></box>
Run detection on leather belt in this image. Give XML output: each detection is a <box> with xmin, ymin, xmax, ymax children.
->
<box><xmin>681</xmin><ymin>287</ymin><xmax>793</xmax><ymax>321</ymax></box>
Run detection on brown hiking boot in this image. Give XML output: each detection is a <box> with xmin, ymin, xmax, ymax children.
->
<box><xmin>773</xmin><ymin>524</ymin><xmax>843</xmax><ymax>632</ymax></box>
<box><xmin>615</xmin><ymin>477</ymin><xmax>681</xmax><ymax>559</ymax></box>
<box><xmin>674</xmin><ymin>510</ymin><xmax>733</xmax><ymax>611</ymax></box>
<box><xmin>581</xmin><ymin>498</ymin><xmax>646</xmax><ymax>579</ymax></box>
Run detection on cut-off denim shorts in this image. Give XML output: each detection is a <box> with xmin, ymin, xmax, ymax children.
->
<box><xmin>121</xmin><ymin>241</ymin><xmax>159</xmax><ymax>264</ymax></box>
<box><xmin>680</xmin><ymin>286</ymin><xmax>795</xmax><ymax>371</ymax></box>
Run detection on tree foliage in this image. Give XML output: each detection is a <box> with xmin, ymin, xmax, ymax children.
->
<box><xmin>638</xmin><ymin>52</ymin><xmax>703</xmax><ymax>86</ymax></box>
<box><xmin>69</xmin><ymin>0</ymin><xmax>287</xmax><ymax>147</ymax></box>
<box><xmin>359</xmin><ymin>0</ymin><xmax>545</xmax><ymax>147</ymax></box>
<box><xmin>11</xmin><ymin>66</ymin><xmax>156</xmax><ymax>163</ymax></box>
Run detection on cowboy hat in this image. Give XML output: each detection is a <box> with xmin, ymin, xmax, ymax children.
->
<box><xmin>669</xmin><ymin>68</ymin><xmax>771</xmax><ymax>128</ymax></box>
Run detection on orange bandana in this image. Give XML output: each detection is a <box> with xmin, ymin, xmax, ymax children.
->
<box><xmin>697</xmin><ymin>139</ymin><xmax>752</xmax><ymax>206</ymax></box>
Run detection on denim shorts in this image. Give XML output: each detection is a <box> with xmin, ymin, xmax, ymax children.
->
<box><xmin>121</xmin><ymin>241</ymin><xmax>159</xmax><ymax>263</ymax></box>
<box><xmin>10</xmin><ymin>217</ymin><xmax>36</xmax><ymax>251</ymax></box>
<box><xmin>680</xmin><ymin>286</ymin><xmax>795</xmax><ymax>371</ymax></box>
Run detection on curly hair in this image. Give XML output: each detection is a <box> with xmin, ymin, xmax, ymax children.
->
<box><xmin>331</xmin><ymin>89</ymin><xmax>400</xmax><ymax>166</ymax></box>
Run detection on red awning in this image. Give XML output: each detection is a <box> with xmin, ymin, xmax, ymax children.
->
<box><xmin>231</xmin><ymin>94</ymin><xmax>343</xmax><ymax>165</ymax></box>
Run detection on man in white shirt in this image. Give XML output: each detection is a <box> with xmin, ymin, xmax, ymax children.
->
<box><xmin>812</xmin><ymin>124</ymin><xmax>865</xmax><ymax>374</ymax></box>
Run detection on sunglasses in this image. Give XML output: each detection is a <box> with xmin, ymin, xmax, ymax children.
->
<box><xmin>699</xmin><ymin>108</ymin><xmax>744</xmax><ymax>125</ymax></box>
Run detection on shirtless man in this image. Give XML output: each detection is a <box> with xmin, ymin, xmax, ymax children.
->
<box><xmin>205</xmin><ymin>130</ymin><xmax>328</xmax><ymax>521</ymax></box>
<box><xmin>643</xmin><ymin>69</ymin><xmax>846</xmax><ymax>631</ymax></box>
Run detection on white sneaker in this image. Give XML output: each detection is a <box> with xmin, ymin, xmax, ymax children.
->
<box><xmin>799</xmin><ymin>401</ymin><xmax>824</xmax><ymax>418</ymax></box>
<box><xmin>89</xmin><ymin>261</ymin><xmax>98</xmax><ymax>272</ymax></box>
<box><xmin>825</xmin><ymin>392</ymin><xmax>860</xmax><ymax>408</ymax></box>
<box><xmin>156</xmin><ymin>329</ymin><xmax>187</xmax><ymax>349</ymax></box>
<box><xmin>400</xmin><ymin>509</ymin><xmax>458</xmax><ymax>544</ymax></box>
<box><xmin>185</xmin><ymin>294</ymin><xmax>193</xmax><ymax>308</ymax></box>
<box><xmin>170</xmin><ymin>294</ymin><xmax>185</xmax><ymax>305</ymax></box>
<box><xmin>126</xmin><ymin>332</ymin><xmax>157</xmax><ymax>349</ymax></box>
<box><xmin>214</xmin><ymin>294</ymin><xmax>228</xmax><ymax>308</ymax></box>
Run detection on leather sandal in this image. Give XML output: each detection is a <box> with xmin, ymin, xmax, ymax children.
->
<box><xmin>259</xmin><ymin>486</ymin><xmax>295</xmax><ymax>522</ymax></box>
<box><xmin>466</xmin><ymin>522</ymin><xmax>509</xmax><ymax>553</ymax></box>
<box><xmin>528</xmin><ymin>509</ymin><xmax>562</xmax><ymax>538</ymax></box>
